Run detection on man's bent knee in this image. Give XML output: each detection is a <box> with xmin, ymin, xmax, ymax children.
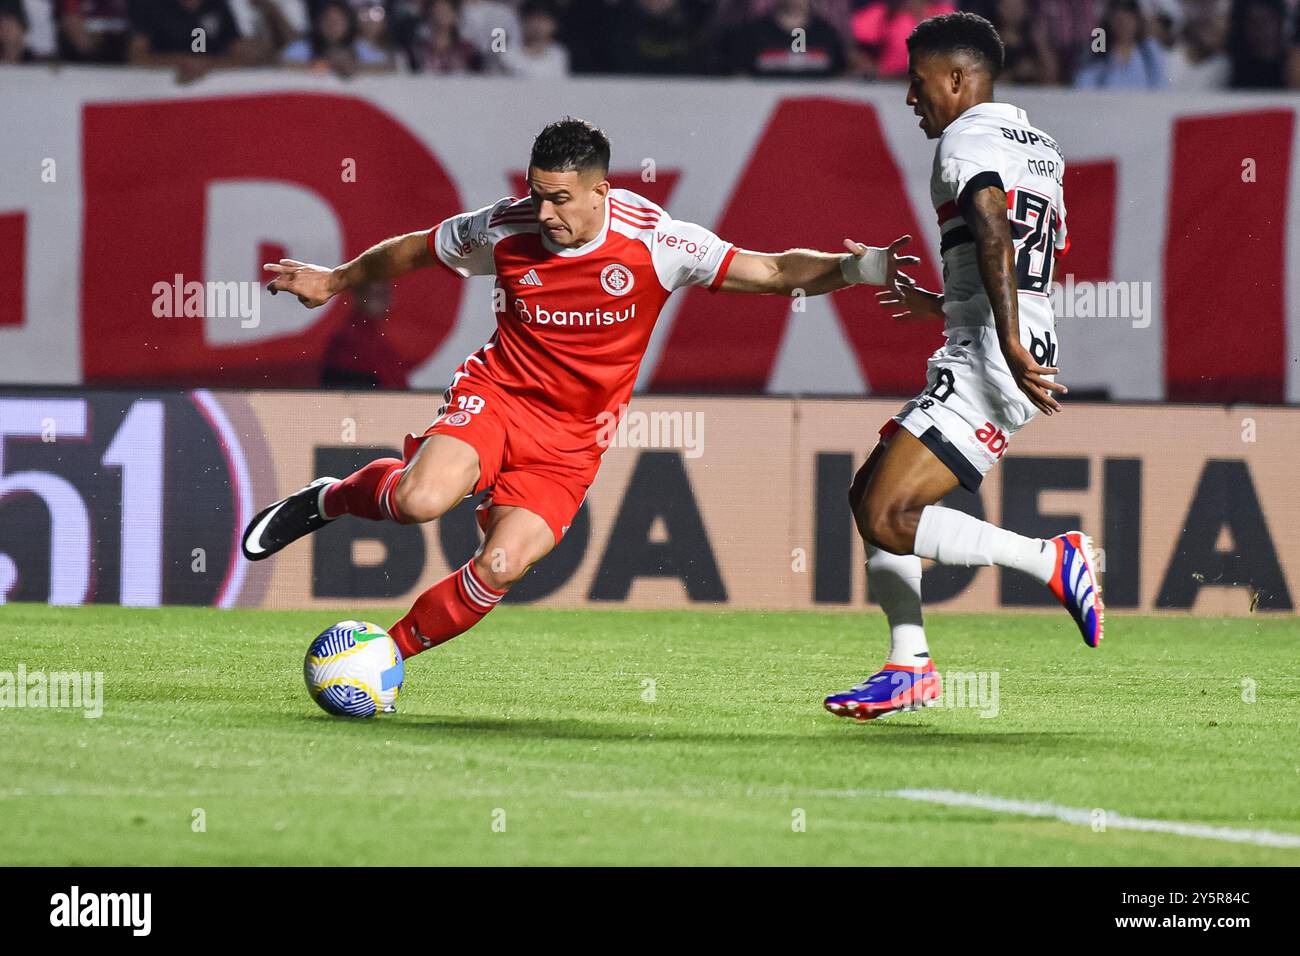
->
<box><xmin>472</xmin><ymin>546</ymin><xmax>534</xmax><ymax>591</ymax></box>
<box><xmin>391</xmin><ymin>473</ymin><xmax>464</xmax><ymax>524</ymax></box>
<box><xmin>474</xmin><ymin>511</ymin><xmax>555</xmax><ymax>591</ymax></box>
<box><xmin>861</xmin><ymin>498</ymin><xmax>918</xmax><ymax>555</ymax></box>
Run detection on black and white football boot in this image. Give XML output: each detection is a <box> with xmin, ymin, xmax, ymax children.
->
<box><xmin>241</xmin><ymin>476</ymin><xmax>340</xmax><ymax>561</ymax></box>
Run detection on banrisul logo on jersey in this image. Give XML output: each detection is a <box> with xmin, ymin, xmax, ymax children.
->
<box><xmin>514</xmin><ymin>297</ymin><xmax>636</xmax><ymax>327</ymax></box>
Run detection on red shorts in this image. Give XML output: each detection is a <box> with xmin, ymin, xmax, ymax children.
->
<box><xmin>403</xmin><ymin>379</ymin><xmax>600</xmax><ymax>544</ymax></box>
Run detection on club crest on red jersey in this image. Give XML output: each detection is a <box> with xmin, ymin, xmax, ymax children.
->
<box><xmin>600</xmin><ymin>263</ymin><xmax>634</xmax><ymax>297</ymax></box>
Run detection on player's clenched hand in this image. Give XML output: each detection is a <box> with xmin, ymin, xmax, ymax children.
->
<box><xmin>877</xmin><ymin>270</ymin><xmax>943</xmax><ymax>320</ymax></box>
<box><xmin>1004</xmin><ymin>343</ymin><xmax>1067</xmax><ymax>416</ymax></box>
<box><xmin>841</xmin><ymin>235</ymin><xmax>919</xmax><ymax>286</ymax></box>
<box><xmin>264</xmin><ymin>259</ymin><xmax>340</xmax><ymax>308</ymax></box>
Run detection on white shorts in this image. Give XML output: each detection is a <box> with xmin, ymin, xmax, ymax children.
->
<box><xmin>889</xmin><ymin>325</ymin><xmax>1053</xmax><ymax>491</ymax></box>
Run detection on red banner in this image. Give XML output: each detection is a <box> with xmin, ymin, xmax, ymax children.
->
<box><xmin>0</xmin><ymin>70</ymin><xmax>1295</xmax><ymax>402</ymax></box>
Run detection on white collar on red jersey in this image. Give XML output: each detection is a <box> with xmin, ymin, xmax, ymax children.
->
<box><xmin>540</xmin><ymin>195</ymin><xmax>611</xmax><ymax>258</ymax></box>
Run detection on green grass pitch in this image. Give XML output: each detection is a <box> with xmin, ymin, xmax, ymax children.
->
<box><xmin>1</xmin><ymin>604</ymin><xmax>1297</xmax><ymax>866</ymax></box>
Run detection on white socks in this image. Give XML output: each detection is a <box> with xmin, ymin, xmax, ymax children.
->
<box><xmin>913</xmin><ymin>504</ymin><xmax>1055</xmax><ymax>584</ymax></box>
<box><xmin>865</xmin><ymin>507</ymin><xmax>1057</xmax><ymax>669</ymax></box>
<box><xmin>867</xmin><ymin>547</ymin><xmax>930</xmax><ymax>668</ymax></box>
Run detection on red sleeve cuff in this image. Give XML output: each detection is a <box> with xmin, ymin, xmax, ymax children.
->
<box><xmin>708</xmin><ymin>245</ymin><xmax>739</xmax><ymax>293</ymax></box>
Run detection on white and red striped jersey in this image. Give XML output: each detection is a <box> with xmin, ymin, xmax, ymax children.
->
<box><xmin>429</xmin><ymin>189</ymin><xmax>736</xmax><ymax>444</ymax></box>
<box><xmin>932</xmin><ymin>102</ymin><xmax>1068</xmax><ymax>342</ymax></box>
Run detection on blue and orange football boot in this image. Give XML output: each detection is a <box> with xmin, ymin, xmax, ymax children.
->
<box><xmin>1048</xmin><ymin>531</ymin><xmax>1104</xmax><ymax>647</ymax></box>
<box><xmin>823</xmin><ymin>660</ymin><xmax>942</xmax><ymax>721</ymax></box>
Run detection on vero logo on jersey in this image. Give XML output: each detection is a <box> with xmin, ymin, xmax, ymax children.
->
<box><xmin>655</xmin><ymin>232</ymin><xmax>709</xmax><ymax>260</ymax></box>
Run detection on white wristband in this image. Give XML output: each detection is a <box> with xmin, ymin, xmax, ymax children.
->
<box><xmin>840</xmin><ymin>247</ymin><xmax>888</xmax><ymax>287</ymax></box>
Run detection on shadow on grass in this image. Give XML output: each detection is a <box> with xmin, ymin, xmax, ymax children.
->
<box><xmin>307</xmin><ymin>713</ymin><xmax>1087</xmax><ymax>749</ymax></box>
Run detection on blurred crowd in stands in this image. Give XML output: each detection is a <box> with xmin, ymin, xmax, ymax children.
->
<box><xmin>2</xmin><ymin>0</ymin><xmax>1299</xmax><ymax>90</ymax></box>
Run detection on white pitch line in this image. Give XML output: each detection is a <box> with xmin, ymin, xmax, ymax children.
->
<box><xmin>888</xmin><ymin>789</ymin><xmax>1300</xmax><ymax>849</ymax></box>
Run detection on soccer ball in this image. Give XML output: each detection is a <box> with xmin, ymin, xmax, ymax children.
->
<box><xmin>304</xmin><ymin>620</ymin><xmax>404</xmax><ymax>718</ymax></box>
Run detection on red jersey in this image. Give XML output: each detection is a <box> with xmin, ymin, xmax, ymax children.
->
<box><xmin>428</xmin><ymin>189</ymin><xmax>737</xmax><ymax>449</ymax></box>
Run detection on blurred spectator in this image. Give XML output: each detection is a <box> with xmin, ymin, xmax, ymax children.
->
<box><xmin>60</xmin><ymin>0</ymin><xmax>131</xmax><ymax>61</ymax></box>
<box><xmin>500</xmin><ymin>0</ymin><xmax>568</xmax><ymax>76</ymax></box>
<box><xmin>852</xmin><ymin>1</ymin><xmax>955</xmax><ymax>79</ymax></box>
<box><xmin>1164</xmin><ymin>0</ymin><xmax>1228</xmax><ymax>90</ymax></box>
<box><xmin>724</xmin><ymin>0</ymin><xmax>849</xmax><ymax>78</ymax></box>
<box><xmin>714</xmin><ymin>0</ymin><xmax>853</xmax><ymax>34</ymax></box>
<box><xmin>459</xmin><ymin>0</ymin><xmax>519</xmax><ymax>72</ymax></box>
<box><xmin>1073</xmin><ymin>0</ymin><xmax>1166</xmax><ymax>89</ymax></box>
<box><xmin>609</xmin><ymin>0</ymin><xmax>705</xmax><ymax>75</ymax></box>
<box><xmin>987</xmin><ymin>0</ymin><xmax>1057</xmax><ymax>84</ymax></box>
<box><xmin>1227</xmin><ymin>0</ymin><xmax>1288</xmax><ymax>88</ymax></box>
<box><xmin>226</xmin><ymin>0</ymin><xmax>305</xmax><ymax>37</ymax></box>
<box><xmin>1032</xmin><ymin>0</ymin><xmax>1104</xmax><ymax>84</ymax></box>
<box><xmin>226</xmin><ymin>0</ymin><xmax>305</xmax><ymax>61</ymax></box>
<box><xmin>411</xmin><ymin>0</ymin><xmax>481</xmax><ymax>72</ymax></box>
<box><xmin>0</xmin><ymin>0</ymin><xmax>37</xmax><ymax>60</ymax></box>
<box><xmin>321</xmin><ymin>282</ymin><xmax>409</xmax><ymax>389</ymax></box>
<box><xmin>1143</xmin><ymin>0</ymin><xmax>1181</xmax><ymax>48</ymax></box>
<box><xmin>354</xmin><ymin>1</ymin><xmax>396</xmax><ymax>65</ymax></box>
<box><xmin>127</xmin><ymin>0</ymin><xmax>255</xmax><ymax>82</ymax></box>
<box><xmin>544</xmin><ymin>0</ymin><xmax>616</xmax><ymax>73</ymax></box>
<box><xmin>385</xmin><ymin>0</ymin><xmax>424</xmax><ymax>62</ymax></box>
<box><xmin>14</xmin><ymin>0</ymin><xmax>55</xmax><ymax>58</ymax></box>
<box><xmin>281</xmin><ymin>0</ymin><xmax>393</xmax><ymax>73</ymax></box>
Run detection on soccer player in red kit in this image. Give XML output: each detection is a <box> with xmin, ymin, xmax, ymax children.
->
<box><xmin>242</xmin><ymin>117</ymin><xmax>914</xmax><ymax>663</ymax></box>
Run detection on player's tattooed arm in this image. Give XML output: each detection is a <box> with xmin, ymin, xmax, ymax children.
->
<box><xmin>264</xmin><ymin>231</ymin><xmax>435</xmax><ymax>309</ymax></box>
<box><xmin>965</xmin><ymin>186</ymin><xmax>1067</xmax><ymax>416</ymax></box>
<box><xmin>720</xmin><ymin>236</ymin><xmax>917</xmax><ymax>295</ymax></box>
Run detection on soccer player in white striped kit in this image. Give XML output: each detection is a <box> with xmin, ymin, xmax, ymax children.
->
<box><xmin>824</xmin><ymin>12</ymin><xmax>1104</xmax><ymax>722</ymax></box>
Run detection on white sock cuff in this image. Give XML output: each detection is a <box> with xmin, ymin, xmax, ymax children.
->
<box><xmin>913</xmin><ymin>505</ymin><xmax>1055</xmax><ymax>582</ymax></box>
<box><xmin>913</xmin><ymin>505</ymin><xmax>952</xmax><ymax>563</ymax></box>
<box><xmin>867</xmin><ymin>546</ymin><xmax>923</xmax><ymax>579</ymax></box>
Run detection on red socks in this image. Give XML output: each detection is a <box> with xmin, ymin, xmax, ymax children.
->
<box><xmin>388</xmin><ymin>561</ymin><xmax>505</xmax><ymax>659</ymax></box>
<box><xmin>324</xmin><ymin>459</ymin><xmax>504</xmax><ymax>659</ymax></box>
<box><xmin>321</xmin><ymin>458</ymin><xmax>406</xmax><ymax>522</ymax></box>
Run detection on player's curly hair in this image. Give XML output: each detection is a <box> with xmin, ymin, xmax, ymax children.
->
<box><xmin>906</xmin><ymin>12</ymin><xmax>1005</xmax><ymax>79</ymax></box>
<box><xmin>530</xmin><ymin>117</ymin><xmax>611</xmax><ymax>176</ymax></box>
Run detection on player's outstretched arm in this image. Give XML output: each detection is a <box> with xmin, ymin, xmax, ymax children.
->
<box><xmin>264</xmin><ymin>230</ymin><xmax>435</xmax><ymax>308</ymax></box>
<box><xmin>965</xmin><ymin>186</ymin><xmax>1067</xmax><ymax>416</ymax></box>
<box><xmin>719</xmin><ymin>235</ymin><xmax>917</xmax><ymax>296</ymax></box>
